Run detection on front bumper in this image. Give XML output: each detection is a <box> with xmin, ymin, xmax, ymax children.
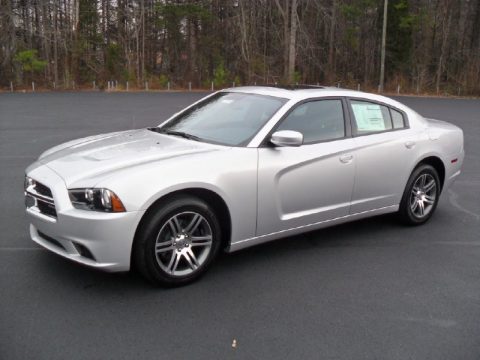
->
<box><xmin>26</xmin><ymin>164</ymin><xmax>145</xmax><ymax>272</ymax></box>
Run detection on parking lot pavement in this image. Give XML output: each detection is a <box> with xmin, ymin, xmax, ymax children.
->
<box><xmin>1</xmin><ymin>92</ymin><xmax>479</xmax><ymax>360</ymax></box>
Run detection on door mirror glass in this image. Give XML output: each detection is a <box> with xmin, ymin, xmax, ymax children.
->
<box><xmin>270</xmin><ymin>130</ymin><xmax>304</xmax><ymax>147</ymax></box>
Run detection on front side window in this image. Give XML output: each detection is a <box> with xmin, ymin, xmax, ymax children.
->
<box><xmin>350</xmin><ymin>100</ymin><xmax>392</xmax><ymax>134</ymax></box>
<box><xmin>276</xmin><ymin>99</ymin><xmax>345</xmax><ymax>143</ymax></box>
<box><xmin>159</xmin><ymin>92</ymin><xmax>287</xmax><ymax>146</ymax></box>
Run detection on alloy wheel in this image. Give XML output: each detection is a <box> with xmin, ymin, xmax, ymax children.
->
<box><xmin>409</xmin><ymin>173</ymin><xmax>437</xmax><ymax>218</ymax></box>
<box><xmin>154</xmin><ymin>211</ymin><xmax>213</xmax><ymax>277</ymax></box>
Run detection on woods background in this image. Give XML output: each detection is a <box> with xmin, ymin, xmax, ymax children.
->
<box><xmin>1</xmin><ymin>0</ymin><xmax>479</xmax><ymax>95</ymax></box>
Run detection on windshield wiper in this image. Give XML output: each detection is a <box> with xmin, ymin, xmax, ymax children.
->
<box><xmin>149</xmin><ymin>128</ymin><xmax>201</xmax><ymax>142</ymax></box>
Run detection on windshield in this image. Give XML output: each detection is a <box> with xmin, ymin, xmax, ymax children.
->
<box><xmin>158</xmin><ymin>92</ymin><xmax>288</xmax><ymax>146</ymax></box>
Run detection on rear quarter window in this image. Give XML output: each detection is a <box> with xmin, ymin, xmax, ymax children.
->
<box><xmin>390</xmin><ymin>108</ymin><xmax>406</xmax><ymax>129</ymax></box>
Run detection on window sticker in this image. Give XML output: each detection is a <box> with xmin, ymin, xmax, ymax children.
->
<box><xmin>351</xmin><ymin>103</ymin><xmax>386</xmax><ymax>131</ymax></box>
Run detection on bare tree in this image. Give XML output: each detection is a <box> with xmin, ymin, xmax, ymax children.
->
<box><xmin>0</xmin><ymin>0</ymin><xmax>479</xmax><ymax>94</ymax></box>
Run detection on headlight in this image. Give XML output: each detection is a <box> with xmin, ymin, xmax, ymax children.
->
<box><xmin>68</xmin><ymin>188</ymin><xmax>126</xmax><ymax>212</ymax></box>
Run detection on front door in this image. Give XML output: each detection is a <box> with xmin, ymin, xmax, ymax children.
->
<box><xmin>256</xmin><ymin>98</ymin><xmax>356</xmax><ymax>236</ymax></box>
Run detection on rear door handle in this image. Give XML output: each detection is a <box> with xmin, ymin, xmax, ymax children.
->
<box><xmin>339</xmin><ymin>154</ymin><xmax>353</xmax><ymax>163</ymax></box>
<box><xmin>405</xmin><ymin>141</ymin><xmax>416</xmax><ymax>149</ymax></box>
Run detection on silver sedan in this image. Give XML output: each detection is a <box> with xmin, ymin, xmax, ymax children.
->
<box><xmin>24</xmin><ymin>86</ymin><xmax>464</xmax><ymax>285</ymax></box>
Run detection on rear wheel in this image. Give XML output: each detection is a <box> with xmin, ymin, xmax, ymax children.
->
<box><xmin>399</xmin><ymin>164</ymin><xmax>441</xmax><ymax>225</ymax></box>
<box><xmin>134</xmin><ymin>195</ymin><xmax>221</xmax><ymax>286</ymax></box>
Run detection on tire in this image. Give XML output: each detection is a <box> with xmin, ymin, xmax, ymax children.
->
<box><xmin>133</xmin><ymin>195</ymin><xmax>222</xmax><ymax>286</ymax></box>
<box><xmin>398</xmin><ymin>164</ymin><xmax>441</xmax><ymax>225</ymax></box>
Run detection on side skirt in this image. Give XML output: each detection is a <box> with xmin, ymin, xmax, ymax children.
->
<box><xmin>227</xmin><ymin>205</ymin><xmax>399</xmax><ymax>252</ymax></box>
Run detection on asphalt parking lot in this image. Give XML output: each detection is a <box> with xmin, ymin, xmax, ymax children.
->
<box><xmin>1</xmin><ymin>91</ymin><xmax>479</xmax><ymax>360</ymax></box>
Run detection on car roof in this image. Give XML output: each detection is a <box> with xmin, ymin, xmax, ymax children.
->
<box><xmin>225</xmin><ymin>86</ymin><xmax>414</xmax><ymax>115</ymax></box>
<box><xmin>225</xmin><ymin>86</ymin><xmax>428</xmax><ymax>129</ymax></box>
<box><xmin>226</xmin><ymin>85</ymin><xmax>333</xmax><ymax>100</ymax></box>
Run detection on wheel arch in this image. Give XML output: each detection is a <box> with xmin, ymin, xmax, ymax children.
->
<box><xmin>131</xmin><ymin>187</ymin><xmax>232</xmax><ymax>268</ymax></box>
<box><xmin>413</xmin><ymin>155</ymin><xmax>446</xmax><ymax>190</ymax></box>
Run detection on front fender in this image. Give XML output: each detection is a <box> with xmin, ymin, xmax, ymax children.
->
<box><xmin>95</xmin><ymin>148</ymin><xmax>259</xmax><ymax>244</ymax></box>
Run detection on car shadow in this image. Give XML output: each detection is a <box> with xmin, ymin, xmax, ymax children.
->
<box><xmin>218</xmin><ymin>213</ymin><xmax>404</xmax><ymax>262</ymax></box>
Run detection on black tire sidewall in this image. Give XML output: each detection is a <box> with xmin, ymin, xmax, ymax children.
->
<box><xmin>399</xmin><ymin>164</ymin><xmax>441</xmax><ymax>225</ymax></box>
<box><xmin>135</xmin><ymin>195</ymin><xmax>221</xmax><ymax>286</ymax></box>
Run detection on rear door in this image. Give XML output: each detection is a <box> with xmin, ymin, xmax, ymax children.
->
<box><xmin>256</xmin><ymin>98</ymin><xmax>356</xmax><ymax>236</ymax></box>
<box><xmin>347</xmin><ymin>98</ymin><xmax>419</xmax><ymax>213</ymax></box>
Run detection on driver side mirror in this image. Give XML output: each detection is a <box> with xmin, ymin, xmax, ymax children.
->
<box><xmin>270</xmin><ymin>130</ymin><xmax>304</xmax><ymax>147</ymax></box>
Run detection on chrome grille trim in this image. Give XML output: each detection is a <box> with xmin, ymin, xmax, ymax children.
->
<box><xmin>25</xmin><ymin>187</ymin><xmax>55</xmax><ymax>205</ymax></box>
<box><xmin>25</xmin><ymin>179</ymin><xmax>57</xmax><ymax>218</ymax></box>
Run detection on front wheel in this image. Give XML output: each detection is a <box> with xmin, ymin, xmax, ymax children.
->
<box><xmin>398</xmin><ymin>164</ymin><xmax>441</xmax><ymax>225</ymax></box>
<box><xmin>133</xmin><ymin>195</ymin><xmax>222</xmax><ymax>286</ymax></box>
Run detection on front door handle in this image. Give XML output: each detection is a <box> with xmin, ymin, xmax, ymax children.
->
<box><xmin>405</xmin><ymin>141</ymin><xmax>416</xmax><ymax>149</ymax></box>
<box><xmin>339</xmin><ymin>154</ymin><xmax>353</xmax><ymax>163</ymax></box>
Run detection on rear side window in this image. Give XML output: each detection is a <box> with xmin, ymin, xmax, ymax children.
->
<box><xmin>350</xmin><ymin>100</ymin><xmax>392</xmax><ymax>134</ymax></box>
<box><xmin>390</xmin><ymin>108</ymin><xmax>405</xmax><ymax>129</ymax></box>
<box><xmin>276</xmin><ymin>99</ymin><xmax>345</xmax><ymax>143</ymax></box>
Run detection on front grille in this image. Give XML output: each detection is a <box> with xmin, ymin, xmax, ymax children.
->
<box><xmin>35</xmin><ymin>182</ymin><xmax>53</xmax><ymax>198</ymax></box>
<box><xmin>25</xmin><ymin>179</ymin><xmax>57</xmax><ymax>219</ymax></box>
<box><xmin>37</xmin><ymin>200</ymin><xmax>57</xmax><ymax>217</ymax></box>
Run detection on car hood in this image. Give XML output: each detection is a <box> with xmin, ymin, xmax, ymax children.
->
<box><xmin>37</xmin><ymin>128</ymin><xmax>222</xmax><ymax>186</ymax></box>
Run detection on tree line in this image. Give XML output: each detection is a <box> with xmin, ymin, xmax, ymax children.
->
<box><xmin>1</xmin><ymin>0</ymin><xmax>479</xmax><ymax>95</ymax></box>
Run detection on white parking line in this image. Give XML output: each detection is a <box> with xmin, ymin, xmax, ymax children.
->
<box><xmin>448</xmin><ymin>188</ymin><xmax>480</xmax><ymax>220</ymax></box>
